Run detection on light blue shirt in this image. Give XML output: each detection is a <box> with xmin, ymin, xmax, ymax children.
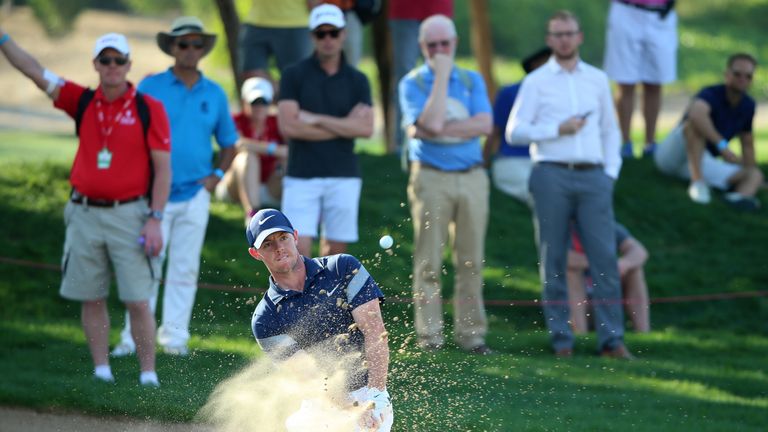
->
<box><xmin>139</xmin><ymin>69</ymin><xmax>238</xmax><ymax>202</ymax></box>
<box><xmin>399</xmin><ymin>64</ymin><xmax>491</xmax><ymax>171</ymax></box>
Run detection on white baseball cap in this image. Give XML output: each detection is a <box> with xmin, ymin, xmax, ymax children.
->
<box><xmin>309</xmin><ymin>4</ymin><xmax>345</xmax><ymax>30</ymax></box>
<box><xmin>93</xmin><ymin>33</ymin><xmax>130</xmax><ymax>59</ymax></box>
<box><xmin>241</xmin><ymin>77</ymin><xmax>274</xmax><ymax>104</ymax></box>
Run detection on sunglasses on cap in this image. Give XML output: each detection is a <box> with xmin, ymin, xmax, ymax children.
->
<box><xmin>177</xmin><ymin>39</ymin><xmax>205</xmax><ymax>50</ymax></box>
<box><xmin>313</xmin><ymin>29</ymin><xmax>341</xmax><ymax>39</ymax></box>
<box><xmin>426</xmin><ymin>40</ymin><xmax>452</xmax><ymax>49</ymax></box>
<box><xmin>97</xmin><ymin>55</ymin><xmax>129</xmax><ymax>66</ymax></box>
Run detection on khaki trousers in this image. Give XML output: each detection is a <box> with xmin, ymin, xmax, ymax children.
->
<box><xmin>407</xmin><ymin>164</ymin><xmax>489</xmax><ymax>349</ymax></box>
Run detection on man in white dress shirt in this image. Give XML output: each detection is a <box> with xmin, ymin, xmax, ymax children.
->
<box><xmin>506</xmin><ymin>10</ymin><xmax>633</xmax><ymax>359</ymax></box>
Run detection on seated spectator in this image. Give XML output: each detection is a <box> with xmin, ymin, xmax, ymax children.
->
<box><xmin>483</xmin><ymin>47</ymin><xmax>551</xmax><ymax>205</ymax></box>
<box><xmin>654</xmin><ymin>53</ymin><xmax>763</xmax><ymax>210</ymax></box>
<box><xmin>215</xmin><ymin>77</ymin><xmax>287</xmax><ymax>225</ymax></box>
<box><xmin>567</xmin><ymin>222</ymin><xmax>650</xmax><ymax>334</ymax></box>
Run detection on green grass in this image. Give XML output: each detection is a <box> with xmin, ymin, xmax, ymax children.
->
<box><xmin>0</xmin><ymin>131</ymin><xmax>767</xmax><ymax>430</ymax></box>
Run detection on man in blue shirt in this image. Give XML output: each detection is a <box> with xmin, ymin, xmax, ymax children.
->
<box><xmin>247</xmin><ymin>209</ymin><xmax>393</xmax><ymax>431</ymax></box>
<box><xmin>114</xmin><ymin>17</ymin><xmax>239</xmax><ymax>357</ymax></box>
<box><xmin>399</xmin><ymin>14</ymin><xmax>493</xmax><ymax>354</ymax></box>
<box><xmin>654</xmin><ymin>53</ymin><xmax>763</xmax><ymax>210</ymax></box>
<box><xmin>483</xmin><ymin>47</ymin><xmax>551</xmax><ymax>205</ymax></box>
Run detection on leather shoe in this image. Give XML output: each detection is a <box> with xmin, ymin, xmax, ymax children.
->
<box><xmin>600</xmin><ymin>345</ymin><xmax>635</xmax><ymax>360</ymax></box>
<box><xmin>555</xmin><ymin>348</ymin><xmax>573</xmax><ymax>358</ymax></box>
<box><xmin>466</xmin><ymin>344</ymin><xmax>494</xmax><ymax>356</ymax></box>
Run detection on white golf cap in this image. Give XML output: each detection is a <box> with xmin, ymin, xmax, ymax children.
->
<box><xmin>241</xmin><ymin>77</ymin><xmax>274</xmax><ymax>104</ymax></box>
<box><xmin>93</xmin><ymin>33</ymin><xmax>130</xmax><ymax>58</ymax></box>
<box><xmin>309</xmin><ymin>4</ymin><xmax>345</xmax><ymax>30</ymax></box>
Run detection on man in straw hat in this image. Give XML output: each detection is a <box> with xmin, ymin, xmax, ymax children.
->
<box><xmin>113</xmin><ymin>16</ymin><xmax>239</xmax><ymax>358</ymax></box>
<box><xmin>0</xmin><ymin>27</ymin><xmax>171</xmax><ymax>386</ymax></box>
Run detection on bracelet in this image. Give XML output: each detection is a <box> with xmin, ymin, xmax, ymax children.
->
<box><xmin>0</xmin><ymin>33</ymin><xmax>10</xmax><ymax>46</ymax></box>
<box><xmin>213</xmin><ymin>168</ymin><xmax>225</xmax><ymax>179</ymax></box>
<box><xmin>266</xmin><ymin>142</ymin><xmax>277</xmax><ymax>155</ymax></box>
<box><xmin>717</xmin><ymin>139</ymin><xmax>728</xmax><ymax>151</ymax></box>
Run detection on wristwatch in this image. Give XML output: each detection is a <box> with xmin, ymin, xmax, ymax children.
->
<box><xmin>147</xmin><ymin>209</ymin><xmax>164</xmax><ymax>221</ymax></box>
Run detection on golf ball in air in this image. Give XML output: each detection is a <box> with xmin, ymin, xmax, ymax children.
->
<box><xmin>379</xmin><ymin>235</ymin><xmax>394</xmax><ymax>249</ymax></box>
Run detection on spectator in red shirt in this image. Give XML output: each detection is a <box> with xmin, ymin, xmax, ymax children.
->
<box><xmin>0</xmin><ymin>29</ymin><xmax>172</xmax><ymax>387</ymax></box>
<box><xmin>215</xmin><ymin>77</ymin><xmax>287</xmax><ymax>225</ymax></box>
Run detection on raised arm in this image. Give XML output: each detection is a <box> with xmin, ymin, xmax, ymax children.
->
<box><xmin>0</xmin><ymin>29</ymin><xmax>61</xmax><ymax>100</ymax></box>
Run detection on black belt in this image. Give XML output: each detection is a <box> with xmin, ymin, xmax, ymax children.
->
<box><xmin>540</xmin><ymin>161</ymin><xmax>603</xmax><ymax>171</ymax></box>
<box><xmin>70</xmin><ymin>191</ymin><xmax>144</xmax><ymax>207</ymax></box>
<box><xmin>616</xmin><ymin>0</ymin><xmax>675</xmax><ymax>18</ymax></box>
<box><xmin>413</xmin><ymin>162</ymin><xmax>482</xmax><ymax>174</ymax></box>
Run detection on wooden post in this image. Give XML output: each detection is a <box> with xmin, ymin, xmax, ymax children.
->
<box><xmin>213</xmin><ymin>0</ymin><xmax>242</xmax><ymax>96</ymax></box>
<box><xmin>467</xmin><ymin>0</ymin><xmax>496</xmax><ymax>100</ymax></box>
<box><xmin>372</xmin><ymin>0</ymin><xmax>395</xmax><ymax>154</ymax></box>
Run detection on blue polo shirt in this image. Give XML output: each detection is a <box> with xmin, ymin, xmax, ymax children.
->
<box><xmin>399</xmin><ymin>64</ymin><xmax>491</xmax><ymax>171</ymax></box>
<box><xmin>251</xmin><ymin>254</ymin><xmax>384</xmax><ymax>390</ymax></box>
<box><xmin>139</xmin><ymin>69</ymin><xmax>238</xmax><ymax>202</ymax></box>
<box><xmin>493</xmin><ymin>82</ymin><xmax>530</xmax><ymax>158</ymax></box>
<box><xmin>687</xmin><ymin>84</ymin><xmax>755</xmax><ymax>156</ymax></box>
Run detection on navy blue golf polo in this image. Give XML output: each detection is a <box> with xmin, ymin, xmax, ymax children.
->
<box><xmin>251</xmin><ymin>254</ymin><xmax>384</xmax><ymax>387</ymax></box>
<box><xmin>687</xmin><ymin>84</ymin><xmax>755</xmax><ymax>156</ymax></box>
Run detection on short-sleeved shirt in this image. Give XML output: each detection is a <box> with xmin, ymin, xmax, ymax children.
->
<box><xmin>244</xmin><ymin>0</ymin><xmax>309</xmax><ymax>27</ymax></box>
<box><xmin>388</xmin><ymin>0</ymin><xmax>453</xmax><ymax>20</ymax></box>
<box><xmin>279</xmin><ymin>54</ymin><xmax>372</xmax><ymax>178</ymax></box>
<box><xmin>492</xmin><ymin>82</ymin><xmax>530</xmax><ymax>158</ymax></box>
<box><xmin>139</xmin><ymin>69</ymin><xmax>239</xmax><ymax>202</ymax></box>
<box><xmin>686</xmin><ymin>84</ymin><xmax>755</xmax><ymax>156</ymax></box>
<box><xmin>233</xmin><ymin>113</ymin><xmax>284</xmax><ymax>183</ymax></box>
<box><xmin>252</xmin><ymin>254</ymin><xmax>384</xmax><ymax>390</ymax></box>
<box><xmin>399</xmin><ymin>64</ymin><xmax>492</xmax><ymax>170</ymax></box>
<box><xmin>54</xmin><ymin>81</ymin><xmax>171</xmax><ymax>200</ymax></box>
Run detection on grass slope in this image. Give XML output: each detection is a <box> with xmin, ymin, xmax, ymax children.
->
<box><xmin>0</xmin><ymin>134</ymin><xmax>767</xmax><ymax>430</ymax></box>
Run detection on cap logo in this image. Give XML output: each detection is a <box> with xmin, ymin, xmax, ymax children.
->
<box><xmin>258</xmin><ymin>215</ymin><xmax>275</xmax><ymax>225</ymax></box>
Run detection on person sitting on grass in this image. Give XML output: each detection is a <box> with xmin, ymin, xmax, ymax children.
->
<box><xmin>567</xmin><ymin>222</ymin><xmax>650</xmax><ymax>334</ymax></box>
<box><xmin>214</xmin><ymin>77</ymin><xmax>287</xmax><ymax>225</ymax></box>
<box><xmin>654</xmin><ymin>53</ymin><xmax>764</xmax><ymax>210</ymax></box>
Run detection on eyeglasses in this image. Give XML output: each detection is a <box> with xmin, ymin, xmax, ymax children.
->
<box><xmin>313</xmin><ymin>29</ymin><xmax>341</xmax><ymax>39</ymax></box>
<box><xmin>177</xmin><ymin>39</ymin><xmax>205</xmax><ymax>50</ymax></box>
<box><xmin>730</xmin><ymin>70</ymin><xmax>754</xmax><ymax>80</ymax></box>
<box><xmin>548</xmin><ymin>31</ymin><xmax>580</xmax><ymax>39</ymax></box>
<box><xmin>97</xmin><ymin>56</ymin><xmax>129</xmax><ymax>66</ymax></box>
<box><xmin>426</xmin><ymin>40</ymin><xmax>452</xmax><ymax>50</ymax></box>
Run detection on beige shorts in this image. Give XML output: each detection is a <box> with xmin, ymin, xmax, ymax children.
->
<box><xmin>59</xmin><ymin>199</ymin><xmax>159</xmax><ymax>302</ymax></box>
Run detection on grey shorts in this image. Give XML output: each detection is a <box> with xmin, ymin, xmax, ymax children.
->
<box><xmin>59</xmin><ymin>200</ymin><xmax>159</xmax><ymax>302</ymax></box>
<box><xmin>238</xmin><ymin>24</ymin><xmax>311</xmax><ymax>73</ymax></box>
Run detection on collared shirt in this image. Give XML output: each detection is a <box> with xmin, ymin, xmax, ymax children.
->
<box><xmin>505</xmin><ymin>57</ymin><xmax>622</xmax><ymax>178</ymax></box>
<box><xmin>400</xmin><ymin>64</ymin><xmax>492</xmax><ymax>171</ymax></box>
<box><xmin>139</xmin><ymin>69</ymin><xmax>238</xmax><ymax>202</ymax></box>
<box><xmin>279</xmin><ymin>53</ymin><xmax>372</xmax><ymax>178</ymax></box>
<box><xmin>492</xmin><ymin>82</ymin><xmax>529</xmax><ymax>158</ymax></box>
<box><xmin>251</xmin><ymin>254</ymin><xmax>384</xmax><ymax>390</ymax></box>
<box><xmin>685</xmin><ymin>84</ymin><xmax>755</xmax><ymax>156</ymax></box>
<box><xmin>54</xmin><ymin>80</ymin><xmax>171</xmax><ymax>200</ymax></box>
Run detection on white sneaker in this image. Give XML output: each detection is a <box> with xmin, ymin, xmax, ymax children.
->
<box><xmin>110</xmin><ymin>343</ymin><xmax>136</xmax><ymax>357</ymax></box>
<box><xmin>140</xmin><ymin>371</ymin><xmax>160</xmax><ymax>388</ymax></box>
<box><xmin>162</xmin><ymin>345</ymin><xmax>189</xmax><ymax>356</ymax></box>
<box><xmin>688</xmin><ymin>180</ymin><xmax>711</xmax><ymax>204</ymax></box>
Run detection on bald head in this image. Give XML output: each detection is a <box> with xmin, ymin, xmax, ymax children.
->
<box><xmin>418</xmin><ymin>14</ymin><xmax>458</xmax><ymax>66</ymax></box>
<box><xmin>418</xmin><ymin>14</ymin><xmax>457</xmax><ymax>42</ymax></box>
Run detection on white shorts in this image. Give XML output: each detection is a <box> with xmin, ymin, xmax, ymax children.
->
<box><xmin>281</xmin><ymin>176</ymin><xmax>362</xmax><ymax>242</ymax></box>
<box><xmin>603</xmin><ymin>1</ymin><xmax>678</xmax><ymax>84</ymax></box>
<box><xmin>491</xmin><ymin>156</ymin><xmax>533</xmax><ymax>205</ymax></box>
<box><xmin>654</xmin><ymin>125</ymin><xmax>741</xmax><ymax>190</ymax></box>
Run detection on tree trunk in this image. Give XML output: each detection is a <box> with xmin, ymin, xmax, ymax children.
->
<box><xmin>468</xmin><ymin>0</ymin><xmax>496</xmax><ymax>101</ymax></box>
<box><xmin>372</xmin><ymin>0</ymin><xmax>395</xmax><ymax>154</ymax></box>
<box><xmin>213</xmin><ymin>0</ymin><xmax>242</xmax><ymax>96</ymax></box>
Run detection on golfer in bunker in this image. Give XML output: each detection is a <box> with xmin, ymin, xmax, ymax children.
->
<box><xmin>246</xmin><ymin>208</ymin><xmax>393</xmax><ymax>431</ymax></box>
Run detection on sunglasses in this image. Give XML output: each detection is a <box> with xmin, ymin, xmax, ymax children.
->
<box><xmin>313</xmin><ymin>29</ymin><xmax>341</xmax><ymax>39</ymax></box>
<box><xmin>730</xmin><ymin>70</ymin><xmax>753</xmax><ymax>80</ymax></box>
<box><xmin>97</xmin><ymin>55</ymin><xmax>129</xmax><ymax>66</ymax></box>
<box><xmin>548</xmin><ymin>31</ymin><xmax>580</xmax><ymax>38</ymax></box>
<box><xmin>426</xmin><ymin>40</ymin><xmax>452</xmax><ymax>50</ymax></box>
<box><xmin>177</xmin><ymin>39</ymin><xmax>205</xmax><ymax>50</ymax></box>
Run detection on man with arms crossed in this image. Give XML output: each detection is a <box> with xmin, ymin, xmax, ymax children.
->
<box><xmin>278</xmin><ymin>4</ymin><xmax>374</xmax><ymax>258</ymax></box>
<box><xmin>247</xmin><ymin>209</ymin><xmax>392</xmax><ymax>431</ymax></box>
<box><xmin>399</xmin><ymin>14</ymin><xmax>493</xmax><ymax>354</ymax></box>
<box><xmin>506</xmin><ymin>10</ymin><xmax>632</xmax><ymax>359</ymax></box>
<box><xmin>0</xmin><ymin>29</ymin><xmax>171</xmax><ymax>384</ymax></box>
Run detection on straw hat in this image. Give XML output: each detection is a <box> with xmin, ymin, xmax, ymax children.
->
<box><xmin>156</xmin><ymin>16</ymin><xmax>216</xmax><ymax>57</ymax></box>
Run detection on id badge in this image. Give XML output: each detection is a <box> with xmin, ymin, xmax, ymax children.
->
<box><xmin>97</xmin><ymin>148</ymin><xmax>112</xmax><ymax>170</ymax></box>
